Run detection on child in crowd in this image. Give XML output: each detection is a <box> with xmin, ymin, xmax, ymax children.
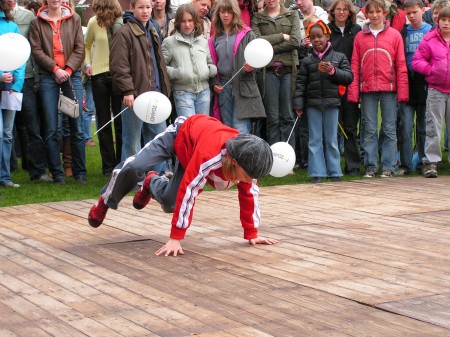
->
<box><xmin>328</xmin><ymin>0</ymin><xmax>362</xmax><ymax>177</ymax></box>
<box><xmin>162</xmin><ymin>4</ymin><xmax>217</xmax><ymax>117</ymax></box>
<box><xmin>209</xmin><ymin>0</ymin><xmax>265</xmax><ymax>133</ymax></box>
<box><xmin>88</xmin><ymin>115</ymin><xmax>277</xmax><ymax>256</ymax></box>
<box><xmin>396</xmin><ymin>0</ymin><xmax>432</xmax><ymax>176</ymax></box>
<box><xmin>348</xmin><ymin>0</ymin><xmax>408</xmax><ymax>178</ymax></box>
<box><xmin>411</xmin><ymin>6</ymin><xmax>450</xmax><ymax>178</ymax></box>
<box><xmin>293</xmin><ymin>21</ymin><xmax>353</xmax><ymax>183</ymax></box>
<box><xmin>110</xmin><ymin>0</ymin><xmax>171</xmax><ymax>165</ymax></box>
<box><xmin>423</xmin><ymin>0</ymin><xmax>449</xmax><ymax>26</ymax></box>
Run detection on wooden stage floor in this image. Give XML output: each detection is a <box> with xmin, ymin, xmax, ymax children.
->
<box><xmin>1</xmin><ymin>177</ymin><xmax>450</xmax><ymax>336</ymax></box>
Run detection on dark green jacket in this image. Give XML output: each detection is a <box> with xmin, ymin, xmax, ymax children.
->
<box><xmin>251</xmin><ymin>6</ymin><xmax>301</xmax><ymax>96</ymax></box>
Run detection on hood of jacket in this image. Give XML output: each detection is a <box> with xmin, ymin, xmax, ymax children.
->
<box><xmin>37</xmin><ymin>5</ymin><xmax>73</xmax><ymax>21</ymax></box>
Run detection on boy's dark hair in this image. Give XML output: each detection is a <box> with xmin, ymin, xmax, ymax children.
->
<box><xmin>365</xmin><ymin>0</ymin><xmax>388</xmax><ymax>12</ymax></box>
<box><xmin>403</xmin><ymin>0</ymin><xmax>425</xmax><ymax>8</ymax></box>
<box><xmin>438</xmin><ymin>5</ymin><xmax>450</xmax><ymax>19</ymax></box>
<box><xmin>172</xmin><ymin>4</ymin><xmax>203</xmax><ymax>37</ymax></box>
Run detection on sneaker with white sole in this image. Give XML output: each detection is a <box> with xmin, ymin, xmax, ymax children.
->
<box><xmin>363</xmin><ymin>171</ymin><xmax>375</xmax><ymax>178</ymax></box>
<box><xmin>381</xmin><ymin>170</ymin><xmax>394</xmax><ymax>178</ymax></box>
<box><xmin>1</xmin><ymin>181</ymin><xmax>20</xmax><ymax>187</ymax></box>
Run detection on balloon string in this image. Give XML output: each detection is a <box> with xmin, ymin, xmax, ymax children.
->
<box><xmin>221</xmin><ymin>65</ymin><xmax>244</xmax><ymax>88</ymax></box>
<box><xmin>338</xmin><ymin>121</ymin><xmax>348</xmax><ymax>140</ymax></box>
<box><xmin>286</xmin><ymin>116</ymin><xmax>299</xmax><ymax>144</ymax></box>
<box><xmin>94</xmin><ymin>106</ymin><xmax>128</xmax><ymax>135</ymax></box>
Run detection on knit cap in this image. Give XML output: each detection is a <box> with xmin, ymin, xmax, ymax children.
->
<box><xmin>226</xmin><ymin>134</ymin><xmax>273</xmax><ymax>179</ymax></box>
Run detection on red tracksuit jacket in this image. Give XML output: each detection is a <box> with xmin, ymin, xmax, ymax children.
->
<box><xmin>171</xmin><ymin>115</ymin><xmax>261</xmax><ymax>240</ymax></box>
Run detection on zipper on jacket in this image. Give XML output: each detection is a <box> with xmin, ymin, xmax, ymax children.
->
<box><xmin>374</xmin><ymin>35</ymin><xmax>377</xmax><ymax>92</ymax></box>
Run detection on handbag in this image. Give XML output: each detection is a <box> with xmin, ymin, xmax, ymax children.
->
<box><xmin>58</xmin><ymin>78</ymin><xmax>79</xmax><ymax>118</ymax></box>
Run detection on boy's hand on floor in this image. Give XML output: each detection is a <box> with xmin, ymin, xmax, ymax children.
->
<box><xmin>249</xmin><ymin>237</ymin><xmax>278</xmax><ymax>245</ymax></box>
<box><xmin>155</xmin><ymin>238</ymin><xmax>184</xmax><ymax>257</ymax></box>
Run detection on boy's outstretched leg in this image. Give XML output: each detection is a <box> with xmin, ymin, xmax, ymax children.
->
<box><xmin>133</xmin><ymin>171</ymin><xmax>159</xmax><ymax>210</ymax></box>
<box><xmin>88</xmin><ymin>196</ymin><xmax>109</xmax><ymax>228</ymax></box>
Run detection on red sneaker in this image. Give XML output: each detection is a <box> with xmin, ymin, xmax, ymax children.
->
<box><xmin>133</xmin><ymin>171</ymin><xmax>158</xmax><ymax>210</ymax></box>
<box><xmin>88</xmin><ymin>196</ymin><xmax>109</xmax><ymax>228</ymax></box>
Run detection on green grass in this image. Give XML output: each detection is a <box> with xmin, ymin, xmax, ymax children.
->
<box><xmin>1</xmin><ymin>130</ymin><xmax>450</xmax><ymax>207</ymax></box>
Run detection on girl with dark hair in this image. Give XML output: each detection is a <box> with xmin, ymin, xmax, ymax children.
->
<box><xmin>293</xmin><ymin>21</ymin><xmax>353</xmax><ymax>183</ymax></box>
<box><xmin>162</xmin><ymin>4</ymin><xmax>217</xmax><ymax>117</ymax></box>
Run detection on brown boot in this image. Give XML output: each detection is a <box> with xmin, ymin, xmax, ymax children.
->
<box><xmin>62</xmin><ymin>136</ymin><xmax>72</xmax><ymax>177</ymax></box>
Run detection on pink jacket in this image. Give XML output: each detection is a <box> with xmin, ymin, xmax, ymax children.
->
<box><xmin>412</xmin><ymin>29</ymin><xmax>450</xmax><ymax>94</ymax></box>
<box><xmin>348</xmin><ymin>21</ymin><xmax>409</xmax><ymax>103</ymax></box>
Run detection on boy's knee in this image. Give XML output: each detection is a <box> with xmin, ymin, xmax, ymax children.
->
<box><xmin>158</xmin><ymin>194</ymin><xmax>176</xmax><ymax>213</ymax></box>
<box><xmin>161</xmin><ymin>204</ymin><xmax>175</xmax><ymax>213</ymax></box>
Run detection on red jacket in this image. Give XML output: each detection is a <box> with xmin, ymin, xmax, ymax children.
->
<box><xmin>171</xmin><ymin>115</ymin><xmax>260</xmax><ymax>240</ymax></box>
<box><xmin>348</xmin><ymin>21</ymin><xmax>409</xmax><ymax>103</ymax></box>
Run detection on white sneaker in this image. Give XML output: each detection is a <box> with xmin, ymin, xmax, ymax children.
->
<box><xmin>1</xmin><ymin>182</ymin><xmax>20</xmax><ymax>188</ymax></box>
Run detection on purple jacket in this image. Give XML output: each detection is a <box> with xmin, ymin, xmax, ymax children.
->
<box><xmin>411</xmin><ymin>29</ymin><xmax>450</xmax><ymax>94</ymax></box>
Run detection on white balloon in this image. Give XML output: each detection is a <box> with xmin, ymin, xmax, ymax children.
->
<box><xmin>0</xmin><ymin>33</ymin><xmax>31</xmax><ymax>71</ymax></box>
<box><xmin>269</xmin><ymin>142</ymin><xmax>296</xmax><ymax>178</ymax></box>
<box><xmin>244</xmin><ymin>38</ymin><xmax>274</xmax><ymax>68</ymax></box>
<box><xmin>133</xmin><ymin>91</ymin><xmax>172</xmax><ymax>124</ymax></box>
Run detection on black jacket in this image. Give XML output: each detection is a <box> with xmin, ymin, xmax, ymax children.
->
<box><xmin>293</xmin><ymin>45</ymin><xmax>353</xmax><ymax>110</ymax></box>
<box><xmin>328</xmin><ymin>21</ymin><xmax>361</xmax><ymax>64</ymax></box>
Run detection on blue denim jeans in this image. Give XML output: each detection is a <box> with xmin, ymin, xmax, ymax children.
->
<box><xmin>307</xmin><ymin>106</ymin><xmax>342</xmax><ymax>178</ymax></box>
<box><xmin>361</xmin><ymin>92</ymin><xmax>398</xmax><ymax>173</ymax></box>
<box><xmin>173</xmin><ymin>88</ymin><xmax>210</xmax><ymax>117</ymax></box>
<box><xmin>39</xmin><ymin>72</ymin><xmax>86</xmax><ymax>180</ymax></box>
<box><xmin>218</xmin><ymin>81</ymin><xmax>251</xmax><ymax>134</ymax></box>
<box><xmin>263</xmin><ymin>72</ymin><xmax>295</xmax><ymax>147</ymax></box>
<box><xmin>0</xmin><ymin>108</ymin><xmax>16</xmax><ymax>184</ymax></box>
<box><xmin>121</xmin><ymin>106</ymin><xmax>167</xmax><ymax>173</ymax></box>
<box><xmin>82</xmin><ymin>78</ymin><xmax>95</xmax><ymax>141</ymax></box>
<box><xmin>398</xmin><ymin>103</ymin><xmax>426</xmax><ymax>171</ymax></box>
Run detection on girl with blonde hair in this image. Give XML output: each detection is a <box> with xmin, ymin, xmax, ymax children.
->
<box><xmin>84</xmin><ymin>0</ymin><xmax>124</xmax><ymax>177</ymax></box>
